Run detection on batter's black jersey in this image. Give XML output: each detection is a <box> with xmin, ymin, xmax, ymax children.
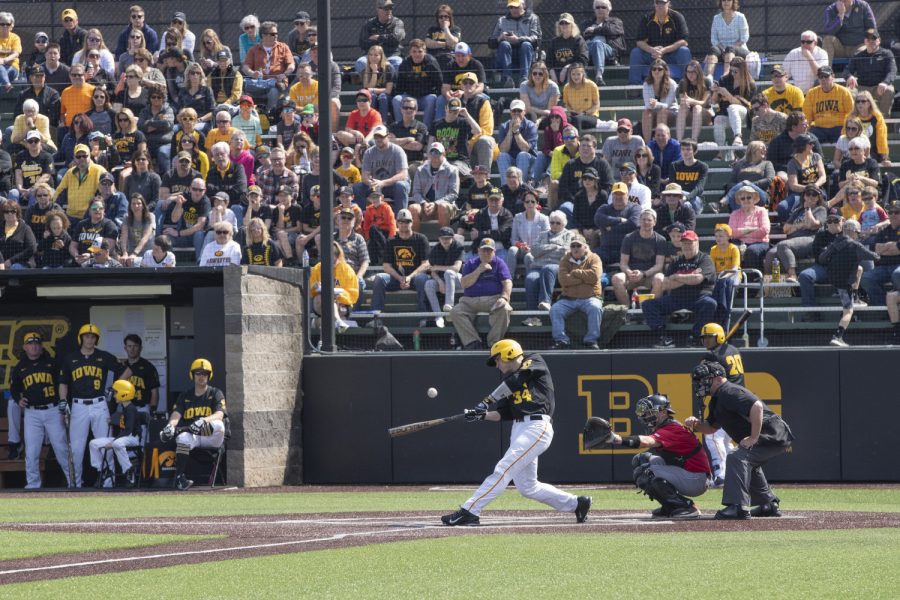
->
<box><xmin>59</xmin><ymin>349</ymin><xmax>123</xmax><ymax>398</ymax></box>
<box><xmin>123</xmin><ymin>357</ymin><xmax>160</xmax><ymax>408</ymax></box>
<box><xmin>704</xmin><ymin>343</ymin><xmax>745</xmax><ymax>386</ymax></box>
<box><xmin>113</xmin><ymin>403</ymin><xmax>142</xmax><ymax>438</ymax></box>
<box><xmin>494</xmin><ymin>353</ymin><xmax>555</xmax><ymax>420</ymax></box>
<box><xmin>10</xmin><ymin>352</ymin><xmax>59</xmax><ymax>406</ymax></box>
<box><xmin>173</xmin><ymin>386</ymin><xmax>226</xmax><ymax>427</ymax></box>
<box><xmin>707</xmin><ymin>382</ymin><xmax>794</xmax><ymax>447</ymax></box>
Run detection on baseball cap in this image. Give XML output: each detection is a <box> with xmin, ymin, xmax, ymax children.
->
<box><xmin>256</xmin><ymin>145</ymin><xmax>271</xmax><ymax>159</ymax></box>
<box><xmin>817</xmin><ymin>65</ymin><xmax>834</xmax><ymax>77</ymax></box>
<box><xmin>338</xmin><ymin>207</ymin><xmax>355</xmax><ymax>218</ymax></box>
<box><xmin>172</xmin><ymin>11</ymin><xmax>187</xmax><ymax>23</ymax></box>
<box><xmin>275</xmin><ymin>185</ymin><xmax>293</xmax><ymax>196</ymax></box>
<box><xmin>619</xmin><ymin>161</ymin><xmax>637</xmax><ymax>173</ymax></box>
<box><xmin>865</xmin><ymin>28</ymin><xmax>880</xmax><ymax>39</ymax></box>
<box><xmin>396</xmin><ymin>208</ymin><xmax>413</xmax><ymax>222</ymax></box>
<box><xmin>792</xmin><ymin>133</ymin><xmax>814</xmax><ymax>150</ymax></box>
<box><xmin>35</xmin><ymin>32</ymin><xmax>49</xmax><ymax>43</ymax></box>
<box><xmin>294</xmin><ymin>11</ymin><xmax>311</xmax><ymax>23</ymax></box>
<box><xmin>372</xmin><ymin>125</ymin><xmax>389</xmax><ymax>138</ymax></box>
<box><xmin>62</xmin><ymin>8</ymin><xmax>78</xmax><ymax>19</ymax></box>
<box><xmin>611</xmin><ymin>182</ymin><xmax>629</xmax><ymax>194</ymax></box>
<box><xmin>23</xmin><ymin>332</ymin><xmax>43</xmax><ymax>344</ymax></box>
<box><xmin>714</xmin><ymin>223</ymin><xmax>733</xmax><ymax>237</ymax></box>
<box><xmin>472</xmin><ymin>164</ymin><xmax>489</xmax><ymax>174</ymax></box>
<box><xmin>661</xmin><ymin>182</ymin><xmax>686</xmax><ymax>197</ymax></box>
<box><xmin>681</xmin><ymin>230</ymin><xmax>699</xmax><ymax>242</ymax></box>
<box><xmin>356</xmin><ymin>89</ymin><xmax>372</xmax><ymax>101</ymax></box>
<box><xmin>176</xmin><ymin>150</ymin><xmax>192</xmax><ymax>162</ymax></box>
<box><xmin>454</xmin><ymin>42</ymin><xmax>472</xmax><ymax>55</ymax></box>
<box><xmin>88</xmin><ymin>239</ymin><xmax>112</xmax><ymax>253</ymax></box>
<box><xmin>339</xmin><ymin>185</ymin><xmax>354</xmax><ymax>196</ymax></box>
<box><xmin>367</xmin><ymin>188</ymin><xmax>383</xmax><ymax>198</ymax></box>
<box><xmin>569</xmin><ymin>236</ymin><xmax>587</xmax><ymax>247</ymax></box>
<box><xmin>247</xmin><ymin>185</ymin><xmax>262</xmax><ymax>196</ymax></box>
<box><xmin>87</xmin><ymin>131</ymin><xmax>105</xmax><ymax>142</ymax></box>
<box><xmin>488</xmin><ymin>187</ymin><xmax>503</xmax><ymax>199</ymax></box>
<box><xmin>239</xmin><ymin>95</ymin><xmax>255</xmax><ymax>106</ymax></box>
<box><xmin>310</xmin><ymin>185</ymin><xmax>321</xmax><ymax>196</ymax></box>
<box><xmin>460</xmin><ymin>72</ymin><xmax>478</xmax><ymax>83</ymax></box>
<box><xmin>447</xmin><ymin>97</ymin><xmax>462</xmax><ymax>110</ymax></box>
<box><xmin>510</xmin><ymin>99</ymin><xmax>526</xmax><ymax>112</ymax></box>
<box><xmin>665</xmin><ymin>222</ymin><xmax>687</xmax><ymax>233</ymax></box>
<box><xmin>302</xmin><ymin>103</ymin><xmax>316</xmax><ymax>115</ymax></box>
<box><xmin>215</xmin><ymin>49</ymin><xmax>230</xmax><ymax>61</ymax></box>
<box><xmin>213</xmin><ymin>191</ymin><xmax>230</xmax><ymax>204</ymax></box>
<box><xmin>507</xmin><ymin>0</ymin><xmax>523</xmax><ymax>6</ymax></box>
<box><xmin>479</xmin><ymin>237</ymin><xmax>497</xmax><ymax>250</ymax></box>
<box><xmin>73</xmin><ymin>143</ymin><xmax>90</xmax><ymax>156</ymax></box>
<box><xmin>438</xmin><ymin>226</ymin><xmax>455</xmax><ymax>238</ymax></box>
<box><xmin>429</xmin><ymin>141</ymin><xmax>445</xmax><ymax>154</ymax></box>
<box><xmin>770</xmin><ymin>63</ymin><xmax>785</xmax><ymax>75</ymax></box>
<box><xmin>377</xmin><ymin>0</ymin><xmax>394</xmax><ymax>7</ymax></box>
<box><xmin>340</xmin><ymin>146</ymin><xmax>354</xmax><ymax>156</ymax></box>
<box><xmin>25</xmin><ymin>130</ymin><xmax>42</xmax><ymax>142</ymax></box>
<box><xmin>28</xmin><ymin>64</ymin><xmax>45</xmax><ymax>76</ymax></box>
<box><xmin>616</xmin><ymin>118</ymin><xmax>633</xmax><ymax>131</ymax></box>
<box><xmin>581</xmin><ymin>167</ymin><xmax>599</xmax><ymax>180</ymax></box>
<box><xmin>99</xmin><ymin>172</ymin><xmax>115</xmax><ymax>184</ymax></box>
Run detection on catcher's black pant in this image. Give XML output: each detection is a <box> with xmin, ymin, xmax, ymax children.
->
<box><xmin>721</xmin><ymin>444</ymin><xmax>790</xmax><ymax>507</ymax></box>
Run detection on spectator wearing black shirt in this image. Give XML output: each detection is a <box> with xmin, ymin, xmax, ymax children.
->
<box><xmin>557</xmin><ymin>134</ymin><xmax>614</xmax><ymax>207</ymax></box>
<box><xmin>391</xmin><ymin>39</ymin><xmax>443</xmax><ymax>130</ymax></box>
<box><xmin>430</xmin><ymin>97</ymin><xmax>475</xmax><ymax>177</ymax></box>
<box><xmin>628</xmin><ymin>0</ymin><xmax>692</xmax><ymax>84</ymax></box>
<box><xmin>669</xmin><ymin>139</ymin><xmax>709</xmax><ymax>214</ymax></box>
<box><xmin>424</xmin><ymin>5</ymin><xmax>462</xmax><ymax>67</ymax></box>
<box><xmin>798</xmin><ymin>214</ymin><xmax>845</xmax><ymax>318</ymax></box>
<box><xmin>655</xmin><ymin>183</ymin><xmax>697</xmax><ymax>234</ymax></box>
<box><xmin>389</xmin><ymin>96</ymin><xmax>428</xmax><ymax>165</ymax></box>
<box><xmin>42</xmin><ymin>44</ymin><xmax>71</xmax><ymax>94</ymax></box>
<box><xmin>423</xmin><ymin>227</ymin><xmax>465</xmax><ymax>326</ymax></box>
<box><xmin>58</xmin><ymin>9</ymin><xmax>86</xmax><ymax>66</ymax></box>
<box><xmin>24</xmin><ymin>183</ymin><xmax>62</xmax><ymax>239</ymax></box>
<box><xmin>371</xmin><ymin>208</ymin><xmax>431</xmax><ymax>311</ymax></box>
<box><xmin>844</xmin><ymin>29</ymin><xmax>896</xmax><ymax>115</ymax></box>
<box><xmin>768</xmin><ymin>112</ymin><xmax>823</xmax><ymax>175</ymax></box>
<box><xmin>437</xmin><ymin>42</ymin><xmax>487</xmax><ymax>121</ymax></box>
<box><xmin>14</xmin><ymin>65</ymin><xmax>61</xmax><ymax>129</ymax></box>
<box><xmin>355</xmin><ymin>0</ymin><xmax>406</xmax><ymax>75</ymax></box>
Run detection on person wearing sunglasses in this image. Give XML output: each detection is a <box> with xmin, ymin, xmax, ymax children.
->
<box><xmin>781</xmin><ymin>31</ymin><xmax>829</xmax><ymax>94</ymax></box>
<box><xmin>628</xmin><ymin>0</ymin><xmax>692</xmax><ymax>85</ymax></box>
<box><xmin>425</xmin><ymin>5</ymin><xmax>462</xmax><ymax>67</ymax></box>
<box><xmin>547</xmin><ymin>13</ymin><xmax>588</xmax><ymax>85</ymax></box>
<box><xmin>198</xmin><ymin>221</ymin><xmax>241</xmax><ymax>267</ymax></box>
<box><xmin>0</xmin><ymin>11</ymin><xmax>21</xmax><ymax>93</ymax></box>
<box><xmin>822</xmin><ymin>0</ymin><xmax>876</xmax><ymax>65</ymax></box>
<box><xmin>113</xmin><ymin>4</ymin><xmax>159</xmax><ymax>60</ymax></box>
<box><xmin>580</xmin><ymin>0</ymin><xmax>625</xmax><ymax>87</ymax></box>
<box><xmin>58</xmin><ymin>8</ymin><xmax>86</xmax><ymax>66</ymax></box>
<box><xmin>355</xmin><ymin>0</ymin><xmax>406</xmax><ymax>75</ymax></box>
<box><xmin>241</xmin><ymin>21</ymin><xmax>296</xmax><ymax>114</ymax></box>
<box><xmin>14</xmin><ymin>129</ymin><xmax>56</xmax><ymax>205</ymax></box>
<box><xmin>802</xmin><ymin>65</ymin><xmax>854</xmax><ymax>143</ymax></box>
<box><xmin>487</xmin><ymin>0</ymin><xmax>542</xmax><ymax>88</ymax></box>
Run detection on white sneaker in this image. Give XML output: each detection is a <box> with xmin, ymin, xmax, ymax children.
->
<box><xmin>435</xmin><ymin>317</ymin><xmax>445</xmax><ymax>328</ymax></box>
<box><xmin>538</xmin><ymin>302</ymin><xmax>552</xmax><ymax>311</ymax></box>
<box><xmin>442</xmin><ymin>304</ymin><xmax>454</xmax><ymax>312</ymax></box>
<box><xmin>829</xmin><ymin>337</ymin><xmax>848</xmax><ymax>347</ymax></box>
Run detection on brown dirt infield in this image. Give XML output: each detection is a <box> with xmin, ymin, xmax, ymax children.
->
<box><xmin>2</xmin><ymin>503</ymin><xmax>899</xmax><ymax>585</ymax></box>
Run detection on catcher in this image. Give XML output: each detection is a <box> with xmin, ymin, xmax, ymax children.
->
<box><xmin>584</xmin><ymin>394</ymin><xmax>710</xmax><ymax>519</ymax></box>
<box><xmin>161</xmin><ymin>358</ymin><xmax>227</xmax><ymax>491</ymax></box>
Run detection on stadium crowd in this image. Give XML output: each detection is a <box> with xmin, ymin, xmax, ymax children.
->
<box><xmin>0</xmin><ymin>1</ymin><xmax>898</xmax><ymax>347</ymax></box>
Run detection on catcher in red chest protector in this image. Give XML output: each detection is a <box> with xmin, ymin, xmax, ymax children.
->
<box><xmin>584</xmin><ymin>394</ymin><xmax>711</xmax><ymax>519</ymax></box>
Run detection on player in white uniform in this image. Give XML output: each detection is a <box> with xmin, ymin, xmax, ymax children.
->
<box><xmin>9</xmin><ymin>332</ymin><xmax>72</xmax><ymax>489</ymax></box>
<box><xmin>441</xmin><ymin>339</ymin><xmax>592</xmax><ymax>525</ymax></box>
<box><xmin>5</xmin><ymin>389</ymin><xmax>22</xmax><ymax>459</ymax></box>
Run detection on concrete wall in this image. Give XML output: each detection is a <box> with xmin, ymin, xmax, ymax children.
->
<box><xmin>223</xmin><ymin>266</ymin><xmax>304</xmax><ymax>487</ymax></box>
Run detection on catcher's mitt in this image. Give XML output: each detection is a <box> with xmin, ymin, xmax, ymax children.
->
<box><xmin>583</xmin><ymin>417</ymin><xmax>614</xmax><ymax>449</ymax></box>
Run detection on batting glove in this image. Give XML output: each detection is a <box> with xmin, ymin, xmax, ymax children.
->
<box><xmin>58</xmin><ymin>402</ymin><xmax>70</xmax><ymax>416</ymax></box>
<box><xmin>160</xmin><ymin>424</ymin><xmax>176</xmax><ymax>442</ymax></box>
<box><xmin>189</xmin><ymin>417</ymin><xmax>206</xmax><ymax>435</ymax></box>
<box><xmin>464</xmin><ymin>407</ymin><xmax>486</xmax><ymax>422</ymax></box>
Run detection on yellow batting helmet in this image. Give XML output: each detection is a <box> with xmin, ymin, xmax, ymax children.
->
<box><xmin>189</xmin><ymin>358</ymin><xmax>213</xmax><ymax>381</ymax></box>
<box><xmin>112</xmin><ymin>380</ymin><xmax>136</xmax><ymax>403</ymax></box>
<box><xmin>77</xmin><ymin>323</ymin><xmax>101</xmax><ymax>345</ymax></box>
<box><xmin>487</xmin><ymin>339</ymin><xmax>523</xmax><ymax>367</ymax></box>
<box><xmin>700</xmin><ymin>323</ymin><xmax>726</xmax><ymax>345</ymax></box>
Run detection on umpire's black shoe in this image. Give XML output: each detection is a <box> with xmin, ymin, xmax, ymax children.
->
<box><xmin>441</xmin><ymin>507</ymin><xmax>480</xmax><ymax>526</ymax></box>
<box><xmin>651</xmin><ymin>505</ymin><xmax>672</xmax><ymax>518</ymax></box>
<box><xmin>175</xmin><ymin>474</ymin><xmax>194</xmax><ymax>491</ymax></box>
<box><xmin>575</xmin><ymin>496</ymin><xmax>592</xmax><ymax>523</ymax></box>
<box><xmin>714</xmin><ymin>504</ymin><xmax>751</xmax><ymax>520</ymax></box>
<box><xmin>751</xmin><ymin>499</ymin><xmax>782</xmax><ymax>517</ymax></box>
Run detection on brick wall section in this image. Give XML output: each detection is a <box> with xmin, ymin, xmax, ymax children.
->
<box><xmin>223</xmin><ymin>266</ymin><xmax>304</xmax><ymax>487</ymax></box>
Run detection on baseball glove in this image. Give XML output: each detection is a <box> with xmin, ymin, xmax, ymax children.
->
<box><xmin>583</xmin><ymin>417</ymin><xmax>614</xmax><ymax>449</ymax></box>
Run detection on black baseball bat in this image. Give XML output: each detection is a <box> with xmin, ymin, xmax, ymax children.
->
<box><xmin>723</xmin><ymin>309</ymin><xmax>752</xmax><ymax>343</ymax></box>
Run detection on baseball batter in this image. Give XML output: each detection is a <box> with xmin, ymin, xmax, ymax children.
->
<box><xmin>9</xmin><ymin>332</ymin><xmax>72</xmax><ymax>489</ymax></box>
<box><xmin>441</xmin><ymin>339</ymin><xmax>591</xmax><ymax>526</ymax></box>
<box><xmin>698</xmin><ymin>322</ymin><xmax>744</xmax><ymax>486</ymax></box>
<box><xmin>122</xmin><ymin>334</ymin><xmax>161</xmax><ymax>415</ymax></box>
<box><xmin>58</xmin><ymin>323</ymin><xmax>132</xmax><ymax>488</ymax></box>
<box><xmin>88</xmin><ymin>380</ymin><xmax>142</xmax><ymax>488</ymax></box>
<box><xmin>161</xmin><ymin>358</ymin><xmax>226</xmax><ymax>491</ymax></box>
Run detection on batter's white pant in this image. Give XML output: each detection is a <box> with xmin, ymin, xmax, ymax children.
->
<box><xmin>70</xmin><ymin>396</ymin><xmax>111</xmax><ymax>487</ymax></box>
<box><xmin>705</xmin><ymin>429</ymin><xmax>733</xmax><ymax>480</ymax></box>
<box><xmin>7</xmin><ymin>398</ymin><xmax>22</xmax><ymax>445</ymax></box>
<box><xmin>175</xmin><ymin>420</ymin><xmax>226</xmax><ymax>450</ymax></box>
<box><xmin>24</xmin><ymin>406</ymin><xmax>72</xmax><ymax>489</ymax></box>
<box><xmin>89</xmin><ymin>435</ymin><xmax>140</xmax><ymax>473</ymax></box>
<box><xmin>463</xmin><ymin>415</ymin><xmax>578</xmax><ymax>516</ymax></box>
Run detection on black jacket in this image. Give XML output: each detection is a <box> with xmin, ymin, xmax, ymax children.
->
<box><xmin>580</xmin><ymin>16</ymin><xmax>626</xmax><ymax>55</ymax></box>
<box><xmin>358</xmin><ymin>16</ymin><xmax>406</xmax><ymax>57</ymax></box>
<box><xmin>473</xmin><ymin>207</ymin><xmax>514</xmax><ymax>249</ymax></box>
<box><xmin>0</xmin><ymin>221</ymin><xmax>37</xmax><ymax>266</ymax></box>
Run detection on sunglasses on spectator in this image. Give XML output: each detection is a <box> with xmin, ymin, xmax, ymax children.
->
<box><xmin>35</xmin><ymin>193</ymin><xmax>50</xmax><ymax>198</ymax></box>
<box><xmin>801</xmin><ymin>39</ymin><xmax>815</xmax><ymax>44</ymax></box>
<box><xmin>27</xmin><ymin>138</ymin><xmax>41</xmax><ymax>144</ymax></box>
<box><xmin>150</xmin><ymin>94</ymin><xmax>163</xmax><ymax>99</ymax></box>
<box><xmin>71</xmin><ymin>73</ymin><xmax>85</xmax><ymax>78</ymax></box>
<box><xmin>88</xmin><ymin>37</ymin><xmax>101</xmax><ymax>43</ymax></box>
<box><xmin>216</xmin><ymin>119</ymin><xmax>230</xmax><ymax>123</ymax></box>
<box><xmin>563</xmin><ymin>135</ymin><xmax>578</xmax><ymax>140</ymax></box>
<box><xmin>263</xmin><ymin>31</ymin><xmax>278</xmax><ymax>37</ymax></box>
<box><xmin>64</xmin><ymin>17</ymin><xmax>74</xmax><ymax>22</ymax></box>
<box><xmin>402</xmin><ymin>105</ymin><xmax>416</xmax><ymax>110</ymax></box>
<box><xmin>339</xmin><ymin>215</ymin><xmax>354</xmax><ymax>220</ymax></box>
<box><xmin>549</xmin><ymin>220</ymin><xmax>564</xmax><ymax>224</ymax></box>
<box><xmin>130</xmin><ymin>35</ymin><xmax>143</xmax><ymax>40</ymax></box>
<box><xmin>826</xmin><ymin>218</ymin><xmax>841</xmax><ymax>224</ymax></box>
<box><xmin>191</xmin><ymin>186</ymin><xmax>205</xmax><ymax>192</ymax></box>
<box><xmin>356</xmin><ymin>98</ymin><xmax>369</xmax><ymax>103</ymax></box>
<box><xmin>531</xmin><ymin>71</ymin><xmax>544</xmax><ymax>76</ymax></box>
<box><xmin>75</xmin><ymin>154</ymin><xmax>88</xmax><ymax>159</ymax></box>
<box><xmin>215</xmin><ymin>230</ymin><xmax>230</xmax><ymax>235</ymax></box>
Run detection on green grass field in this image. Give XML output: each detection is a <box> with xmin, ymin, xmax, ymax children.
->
<box><xmin>2</xmin><ymin>486</ymin><xmax>900</xmax><ymax>599</ymax></box>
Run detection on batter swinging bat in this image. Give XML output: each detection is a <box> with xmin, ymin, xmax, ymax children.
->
<box><xmin>388</xmin><ymin>413</ymin><xmax>466</xmax><ymax>438</ymax></box>
<box><xmin>723</xmin><ymin>309</ymin><xmax>752</xmax><ymax>344</ymax></box>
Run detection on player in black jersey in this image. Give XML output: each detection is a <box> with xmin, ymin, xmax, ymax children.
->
<box><xmin>122</xmin><ymin>334</ymin><xmax>160</xmax><ymax>414</ymax></box>
<box><xmin>442</xmin><ymin>339</ymin><xmax>591</xmax><ymax>526</ymax></box>
<box><xmin>89</xmin><ymin>380</ymin><xmax>143</xmax><ymax>488</ymax></box>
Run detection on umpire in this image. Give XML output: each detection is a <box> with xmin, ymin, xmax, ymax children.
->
<box><xmin>686</xmin><ymin>361</ymin><xmax>794</xmax><ymax>520</ymax></box>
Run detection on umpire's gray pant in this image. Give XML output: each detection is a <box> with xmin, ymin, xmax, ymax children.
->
<box><xmin>721</xmin><ymin>444</ymin><xmax>790</xmax><ymax>507</ymax></box>
<box><xmin>647</xmin><ymin>455</ymin><xmax>709</xmax><ymax>497</ymax></box>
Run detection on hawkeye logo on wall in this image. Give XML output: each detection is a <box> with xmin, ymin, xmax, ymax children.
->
<box><xmin>577</xmin><ymin>373</ymin><xmax>782</xmax><ymax>454</ymax></box>
<box><xmin>0</xmin><ymin>318</ymin><xmax>71</xmax><ymax>390</ymax></box>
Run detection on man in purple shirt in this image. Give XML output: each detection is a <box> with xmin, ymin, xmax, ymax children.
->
<box><xmin>449</xmin><ymin>238</ymin><xmax>513</xmax><ymax>350</ymax></box>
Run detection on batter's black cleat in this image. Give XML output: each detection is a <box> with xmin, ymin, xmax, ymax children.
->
<box><xmin>575</xmin><ymin>496</ymin><xmax>592</xmax><ymax>523</ymax></box>
<box><xmin>175</xmin><ymin>474</ymin><xmax>194</xmax><ymax>491</ymax></box>
<box><xmin>441</xmin><ymin>507</ymin><xmax>480</xmax><ymax>526</ymax></box>
<box><xmin>751</xmin><ymin>499</ymin><xmax>782</xmax><ymax>517</ymax></box>
<box><xmin>715</xmin><ymin>504</ymin><xmax>751</xmax><ymax>520</ymax></box>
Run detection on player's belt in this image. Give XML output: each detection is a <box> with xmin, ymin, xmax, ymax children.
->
<box><xmin>515</xmin><ymin>414</ymin><xmax>551</xmax><ymax>423</ymax></box>
<box><xmin>26</xmin><ymin>404</ymin><xmax>52</xmax><ymax>410</ymax></box>
<box><xmin>73</xmin><ymin>396</ymin><xmax>106</xmax><ymax>405</ymax></box>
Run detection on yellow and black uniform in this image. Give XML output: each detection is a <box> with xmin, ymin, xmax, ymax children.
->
<box><xmin>492</xmin><ymin>353</ymin><xmax>554</xmax><ymax>420</ymax></box>
<box><xmin>123</xmin><ymin>357</ymin><xmax>160</xmax><ymax>410</ymax></box>
<box><xmin>60</xmin><ymin>348</ymin><xmax>123</xmax><ymax>398</ymax></box>
<box><xmin>114</xmin><ymin>402</ymin><xmax>142</xmax><ymax>438</ymax></box>
<box><xmin>173</xmin><ymin>386</ymin><xmax>226</xmax><ymax>428</ymax></box>
<box><xmin>704</xmin><ymin>343</ymin><xmax>745</xmax><ymax>386</ymax></box>
<box><xmin>10</xmin><ymin>351</ymin><xmax>59</xmax><ymax>407</ymax></box>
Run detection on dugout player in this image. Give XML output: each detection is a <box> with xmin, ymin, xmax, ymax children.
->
<box><xmin>161</xmin><ymin>358</ymin><xmax>226</xmax><ymax>491</ymax></box>
<box><xmin>441</xmin><ymin>340</ymin><xmax>592</xmax><ymax>526</ymax></box>
<box><xmin>88</xmin><ymin>380</ymin><xmax>142</xmax><ymax>488</ymax></box>
<box><xmin>698</xmin><ymin>322</ymin><xmax>745</xmax><ymax>487</ymax></box>
<box><xmin>122</xmin><ymin>334</ymin><xmax>161</xmax><ymax>415</ymax></box>
<box><xmin>686</xmin><ymin>361</ymin><xmax>794</xmax><ymax>520</ymax></box>
<box><xmin>59</xmin><ymin>323</ymin><xmax>132</xmax><ymax>488</ymax></box>
<box><xmin>608</xmin><ymin>394</ymin><xmax>711</xmax><ymax>519</ymax></box>
<box><xmin>9</xmin><ymin>332</ymin><xmax>73</xmax><ymax>489</ymax></box>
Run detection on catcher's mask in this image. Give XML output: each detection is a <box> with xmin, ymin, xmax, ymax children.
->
<box><xmin>635</xmin><ymin>394</ymin><xmax>675</xmax><ymax>430</ymax></box>
<box><xmin>692</xmin><ymin>360</ymin><xmax>726</xmax><ymax>397</ymax></box>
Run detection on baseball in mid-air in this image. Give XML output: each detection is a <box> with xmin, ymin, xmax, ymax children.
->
<box><xmin>427</xmin><ymin>387</ymin><xmax>439</xmax><ymax>398</ymax></box>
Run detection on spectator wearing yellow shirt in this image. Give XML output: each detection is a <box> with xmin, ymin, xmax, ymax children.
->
<box><xmin>561</xmin><ymin>63</ymin><xmax>600</xmax><ymax>132</ymax></box>
<box><xmin>54</xmin><ymin>143</ymin><xmax>107</xmax><ymax>220</ymax></box>
<box><xmin>761</xmin><ymin>64</ymin><xmax>805</xmax><ymax>115</ymax></box>
<box><xmin>336</xmin><ymin>147</ymin><xmax>362</xmax><ymax>184</ymax></box>
<box><xmin>288</xmin><ymin>62</ymin><xmax>318</xmax><ymax>107</ymax></box>
<box><xmin>204</xmin><ymin>109</ymin><xmax>239</xmax><ymax>152</ymax></box>
<box><xmin>0</xmin><ymin>11</ymin><xmax>22</xmax><ymax>92</ymax></box>
<box><xmin>709</xmin><ymin>223</ymin><xmax>741</xmax><ymax>331</ymax></box>
<box><xmin>802</xmin><ymin>65</ymin><xmax>854</xmax><ymax>143</ymax></box>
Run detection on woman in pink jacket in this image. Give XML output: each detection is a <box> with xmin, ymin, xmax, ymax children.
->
<box><xmin>728</xmin><ymin>184</ymin><xmax>770</xmax><ymax>271</ymax></box>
